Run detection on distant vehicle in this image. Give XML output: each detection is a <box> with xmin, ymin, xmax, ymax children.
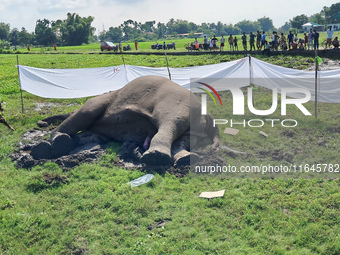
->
<box><xmin>123</xmin><ymin>44</ymin><xmax>131</xmax><ymax>51</ymax></box>
<box><xmin>100</xmin><ymin>42</ymin><xmax>118</xmax><ymax>51</ymax></box>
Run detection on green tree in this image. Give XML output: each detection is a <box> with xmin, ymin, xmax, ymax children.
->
<box><xmin>310</xmin><ymin>13</ymin><xmax>326</xmax><ymax>25</ymax></box>
<box><xmin>119</xmin><ymin>19</ymin><xmax>140</xmax><ymax>41</ymax></box>
<box><xmin>166</xmin><ymin>18</ymin><xmax>175</xmax><ymax>35</ymax></box>
<box><xmin>156</xmin><ymin>22</ymin><xmax>167</xmax><ymax>38</ymax></box>
<box><xmin>257</xmin><ymin>17</ymin><xmax>275</xmax><ymax>31</ymax></box>
<box><xmin>172</xmin><ymin>20</ymin><xmax>190</xmax><ymax>34</ymax></box>
<box><xmin>279</xmin><ymin>22</ymin><xmax>291</xmax><ymax>31</ymax></box>
<box><xmin>140</xmin><ymin>21</ymin><xmax>155</xmax><ymax>33</ymax></box>
<box><xmin>324</xmin><ymin>3</ymin><xmax>340</xmax><ymax>19</ymax></box>
<box><xmin>9</xmin><ymin>28</ymin><xmax>19</xmax><ymax>45</ymax></box>
<box><xmin>58</xmin><ymin>13</ymin><xmax>95</xmax><ymax>46</ymax></box>
<box><xmin>35</xmin><ymin>19</ymin><xmax>55</xmax><ymax>45</ymax></box>
<box><xmin>18</xmin><ymin>27</ymin><xmax>33</xmax><ymax>46</ymax></box>
<box><xmin>235</xmin><ymin>20</ymin><xmax>260</xmax><ymax>33</ymax></box>
<box><xmin>290</xmin><ymin>14</ymin><xmax>309</xmax><ymax>29</ymax></box>
<box><xmin>105</xmin><ymin>27</ymin><xmax>123</xmax><ymax>42</ymax></box>
<box><xmin>0</xmin><ymin>23</ymin><xmax>10</xmax><ymax>40</ymax></box>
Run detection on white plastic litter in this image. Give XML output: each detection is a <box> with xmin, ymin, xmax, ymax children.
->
<box><xmin>128</xmin><ymin>174</ymin><xmax>155</xmax><ymax>187</ymax></box>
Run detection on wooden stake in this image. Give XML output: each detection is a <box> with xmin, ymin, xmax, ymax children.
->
<box><xmin>315</xmin><ymin>50</ymin><xmax>318</xmax><ymax>118</ymax></box>
<box><xmin>164</xmin><ymin>50</ymin><xmax>171</xmax><ymax>80</ymax></box>
<box><xmin>16</xmin><ymin>55</ymin><xmax>24</xmax><ymax>114</ymax></box>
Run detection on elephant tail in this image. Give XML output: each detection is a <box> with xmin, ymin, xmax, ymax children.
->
<box><xmin>205</xmin><ymin>112</ymin><xmax>219</xmax><ymax>149</ymax></box>
<box><xmin>37</xmin><ymin>112</ymin><xmax>74</xmax><ymax>128</ymax></box>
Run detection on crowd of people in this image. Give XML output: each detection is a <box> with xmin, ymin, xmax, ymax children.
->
<box><xmin>197</xmin><ymin>27</ymin><xmax>339</xmax><ymax>54</ymax></box>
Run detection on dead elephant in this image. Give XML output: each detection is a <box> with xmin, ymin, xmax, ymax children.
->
<box><xmin>33</xmin><ymin>75</ymin><xmax>219</xmax><ymax>166</ymax></box>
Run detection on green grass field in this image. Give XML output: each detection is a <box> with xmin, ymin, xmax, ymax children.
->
<box><xmin>0</xmin><ymin>52</ymin><xmax>339</xmax><ymax>254</ymax></box>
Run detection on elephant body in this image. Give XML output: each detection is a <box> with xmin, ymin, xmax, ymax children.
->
<box><xmin>36</xmin><ymin>75</ymin><xmax>219</xmax><ymax>166</ymax></box>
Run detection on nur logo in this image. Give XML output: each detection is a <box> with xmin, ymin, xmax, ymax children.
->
<box><xmin>199</xmin><ymin>82</ymin><xmax>312</xmax><ymax>116</ymax></box>
<box><xmin>198</xmin><ymin>82</ymin><xmax>223</xmax><ymax>115</ymax></box>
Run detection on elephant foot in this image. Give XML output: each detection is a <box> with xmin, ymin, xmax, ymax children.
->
<box><xmin>51</xmin><ymin>132</ymin><xmax>74</xmax><ymax>158</ymax></box>
<box><xmin>141</xmin><ymin>149</ymin><xmax>172</xmax><ymax>166</ymax></box>
<box><xmin>174</xmin><ymin>150</ymin><xmax>200</xmax><ymax>167</ymax></box>
<box><xmin>31</xmin><ymin>140</ymin><xmax>53</xmax><ymax>159</ymax></box>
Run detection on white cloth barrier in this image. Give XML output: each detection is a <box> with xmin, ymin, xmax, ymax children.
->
<box><xmin>18</xmin><ymin>57</ymin><xmax>340</xmax><ymax>103</ymax></box>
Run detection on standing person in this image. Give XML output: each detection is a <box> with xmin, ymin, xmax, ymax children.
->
<box><xmin>220</xmin><ymin>34</ymin><xmax>225</xmax><ymax>51</ymax></box>
<box><xmin>242</xmin><ymin>32</ymin><xmax>247</xmax><ymax>51</ymax></box>
<box><xmin>326</xmin><ymin>26</ymin><xmax>334</xmax><ymax>49</ymax></box>
<box><xmin>271</xmin><ymin>31</ymin><xmax>277</xmax><ymax>50</ymax></box>
<box><xmin>256</xmin><ymin>31</ymin><xmax>261</xmax><ymax>50</ymax></box>
<box><xmin>260</xmin><ymin>31</ymin><xmax>266</xmax><ymax>50</ymax></box>
<box><xmin>27</xmin><ymin>44</ymin><xmax>30</xmax><ymax>51</ymax></box>
<box><xmin>303</xmin><ymin>33</ymin><xmax>308</xmax><ymax>49</ymax></box>
<box><xmin>308</xmin><ymin>28</ymin><xmax>314</xmax><ymax>50</ymax></box>
<box><xmin>313</xmin><ymin>29</ymin><xmax>320</xmax><ymax>50</ymax></box>
<box><xmin>209</xmin><ymin>37</ymin><xmax>213</xmax><ymax>50</ymax></box>
<box><xmin>134</xmin><ymin>41</ymin><xmax>138</xmax><ymax>50</ymax></box>
<box><xmin>249</xmin><ymin>32</ymin><xmax>256</xmax><ymax>51</ymax></box>
<box><xmin>280</xmin><ymin>33</ymin><xmax>287</xmax><ymax>50</ymax></box>
<box><xmin>212</xmin><ymin>35</ymin><xmax>218</xmax><ymax>49</ymax></box>
<box><xmin>118</xmin><ymin>42</ymin><xmax>122</xmax><ymax>52</ymax></box>
<box><xmin>54</xmin><ymin>43</ymin><xmax>57</xmax><ymax>51</ymax></box>
<box><xmin>203</xmin><ymin>35</ymin><xmax>208</xmax><ymax>50</ymax></box>
<box><xmin>228</xmin><ymin>34</ymin><xmax>234</xmax><ymax>51</ymax></box>
<box><xmin>287</xmin><ymin>31</ymin><xmax>294</xmax><ymax>50</ymax></box>
<box><xmin>234</xmin><ymin>37</ymin><xmax>238</xmax><ymax>51</ymax></box>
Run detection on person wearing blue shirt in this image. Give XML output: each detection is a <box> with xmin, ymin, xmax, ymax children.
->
<box><xmin>260</xmin><ymin>31</ymin><xmax>266</xmax><ymax>50</ymax></box>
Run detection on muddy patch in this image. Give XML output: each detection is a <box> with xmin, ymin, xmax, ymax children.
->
<box><xmin>10</xmin><ymin>129</ymin><xmax>195</xmax><ymax>177</ymax></box>
<box><xmin>11</xmin><ymin>130</ymin><xmax>111</xmax><ymax>169</ymax></box>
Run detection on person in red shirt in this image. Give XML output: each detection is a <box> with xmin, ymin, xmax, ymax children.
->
<box><xmin>134</xmin><ymin>41</ymin><xmax>138</xmax><ymax>50</ymax></box>
<box><xmin>304</xmin><ymin>33</ymin><xmax>308</xmax><ymax>49</ymax></box>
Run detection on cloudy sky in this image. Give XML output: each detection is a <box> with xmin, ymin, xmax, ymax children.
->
<box><xmin>0</xmin><ymin>0</ymin><xmax>337</xmax><ymax>34</ymax></box>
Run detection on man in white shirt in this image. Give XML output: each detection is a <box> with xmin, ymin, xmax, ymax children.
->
<box><xmin>326</xmin><ymin>26</ymin><xmax>334</xmax><ymax>49</ymax></box>
<box><xmin>308</xmin><ymin>28</ymin><xmax>314</xmax><ymax>50</ymax></box>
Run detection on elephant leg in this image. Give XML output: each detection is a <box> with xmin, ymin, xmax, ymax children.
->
<box><xmin>171</xmin><ymin>134</ymin><xmax>200</xmax><ymax>166</ymax></box>
<box><xmin>141</xmin><ymin>117</ymin><xmax>189</xmax><ymax>166</ymax></box>
<box><xmin>141</xmin><ymin>127</ymin><xmax>173</xmax><ymax>165</ymax></box>
<box><xmin>50</xmin><ymin>95</ymin><xmax>110</xmax><ymax>157</ymax></box>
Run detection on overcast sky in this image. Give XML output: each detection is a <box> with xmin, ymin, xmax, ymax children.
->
<box><xmin>0</xmin><ymin>0</ymin><xmax>338</xmax><ymax>34</ymax></box>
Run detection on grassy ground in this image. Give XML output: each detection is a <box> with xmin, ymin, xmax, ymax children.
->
<box><xmin>0</xmin><ymin>53</ymin><xmax>339</xmax><ymax>254</ymax></box>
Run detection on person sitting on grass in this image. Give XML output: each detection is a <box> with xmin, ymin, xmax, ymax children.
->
<box><xmin>298</xmin><ymin>39</ymin><xmax>305</xmax><ymax>50</ymax></box>
<box><xmin>262</xmin><ymin>40</ymin><xmax>270</xmax><ymax>55</ymax></box>
<box><xmin>290</xmin><ymin>39</ymin><xmax>298</xmax><ymax>50</ymax></box>
<box><xmin>332</xmin><ymin>37</ymin><xmax>339</xmax><ymax>49</ymax></box>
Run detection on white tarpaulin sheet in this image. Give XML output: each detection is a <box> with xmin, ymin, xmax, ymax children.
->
<box><xmin>18</xmin><ymin>57</ymin><xmax>340</xmax><ymax>103</ymax></box>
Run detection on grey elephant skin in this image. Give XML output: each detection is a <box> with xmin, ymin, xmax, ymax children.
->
<box><xmin>35</xmin><ymin>75</ymin><xmax>219</xmax><ymax>166</ymax></box>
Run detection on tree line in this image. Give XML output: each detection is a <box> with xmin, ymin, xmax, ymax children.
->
<box><xmin>1</xmin><ymin>3</ymin><xmax>340</xmax><ymax>48</ymax></box>
<box><xmin>0</xmin><ymin>13</ymin><xmax>95</xmax><ymax>48</ymax></box>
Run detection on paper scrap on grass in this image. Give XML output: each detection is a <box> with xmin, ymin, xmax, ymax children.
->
<box><xmin>199</xmin><ymin>189</ymin><xmax>225</xmax><ymax>199</ymax></box>
<box><xmin>259</xmin><ymin>131</ymin><xmax>268</xmax><ymax>137</ymax></box>
<box><xmin>128</xmin><ymin>174</ymin><xmax>154</xmax><ymax>187</ymax></box>
<box><xmin>224</xmin><ymin>128</ymin><xmax>239</xmax><ymax>135</ymax></box>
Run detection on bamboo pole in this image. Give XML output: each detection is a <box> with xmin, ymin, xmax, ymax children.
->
<box><xmin>16</xmin><ymin>55</ymin><xmax>24</xmax><ymax>114</ymax></box>
<box><xmin>315</xmin><ymin>50</ymin><xmax>318</xmax><ymax>118</ymax></box>
<box><xmin>164</xmin><ymin>49</ymin><xmax>172</xmax><ymax>80</ymax></box>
